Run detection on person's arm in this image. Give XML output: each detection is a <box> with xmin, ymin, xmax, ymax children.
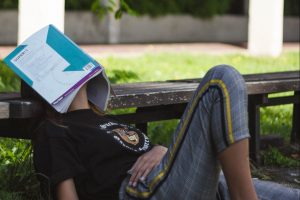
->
<box><xmin>218</xmin><ymin>139</ymin><xmax>258</xmax><ymax>200</ymax></box>
<box><xmin>56</xmin><ymin>178</ymin><xmax>79</xmax><ymax>200</ymax></box>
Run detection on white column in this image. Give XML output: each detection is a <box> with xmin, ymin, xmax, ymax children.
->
<box><xmin>18</xmin><ymin>0</ymin><xmax>65</xmax><ymax>44</ymax></box>
<box><xmin>248</xmin><ymin>0</ymin><xmax>284</xmax><ymax>57</ymax></box>
<box><xmin>105</xmin><ymin>0</ymin><xmax>120</xmax><ymax>44</ymax></box>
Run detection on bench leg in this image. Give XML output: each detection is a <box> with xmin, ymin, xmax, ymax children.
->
<box><xmin>133</xmin><ymin>104</ymin><xmax>187</xmax><ymax>135</ymax></box>
<box><xmin>135</xmin><ymin>107</ymin><xmax>148</xmax><ymax>134</ymax></box>
<box><xmin>248</xmin><ymin>95</ymin><xmax>263</xmax><ymax>164</ymax></box>
<box><xmin>291</xmin><ymin>91</ymin><xmax>300</xmax><ymax>144</ymax></box>
<box><xmin>136</xmin><ymin>123</ymin><xmax>148</xmax><ymax>135</ymax></box>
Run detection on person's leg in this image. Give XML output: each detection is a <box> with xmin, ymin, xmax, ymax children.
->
<box><xmin>120</xmin><ymin>65</ymin><xmax>251</xmax><ymax>200</ymax></box>
<box><xmin>218</xmin><ymin>174</ymin><xmax>300</xmax><ymax>200</ymax></box>
<box><xmin>218</xmin><ymin>139</ymin><xmax>257</xmax><ymax>199</ymax></box>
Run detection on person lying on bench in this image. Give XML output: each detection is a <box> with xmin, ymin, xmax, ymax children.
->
<box><xmin>32</xmin><ymin>65</ymin><xmax>299</xmax><ymax>200</ymax></box>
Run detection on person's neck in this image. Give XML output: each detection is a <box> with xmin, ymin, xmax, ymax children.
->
<box><xmin>68</xmin><ymin>84</ymin><xmax>90</xmax><ymax>112</ymax></box>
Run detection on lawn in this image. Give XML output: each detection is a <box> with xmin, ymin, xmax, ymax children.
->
<box><xmin>0</xmin><ymin>51</ymin><xmax>299</xmax><ymax>198</ymax></box>
<box><xmin>101</xmin><ymin>51</ymin><xmax>299</xmax><ymax>83</ymax></box>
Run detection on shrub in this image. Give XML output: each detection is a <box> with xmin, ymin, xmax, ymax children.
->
<box><xmin>0</xmin><ymin>0</ymin><xmax>18</xmax><ymax>9</ymax></box>
<box><xmin>148</xmin><ymin>120</ymin><xmax>178</xmax><ymax>146</ymax></box>
<box><xmin>284</xmin><ymin>0</ymin><xmax>300</xmax><ymax>16</ymax></box>
<box><xmin>125</xmin><ymin>0</ymin><xmax>232</xmax><ymax>18</ymax></box>
<box><xmin>260</xmin><ymin>105</ymin><xmax>293</xmax><ymax>141</ymax></box>
<box><xmin>0</xmin><ymin>0</ymin><xmax>299</xmax><ymax>16</ymax></box>
<box><xmin>262</xmin><ymin>147</ymin><xmax>299</xmax><ymax>167</ymax></box>
<box><xmin>0</xmin><ymin>139</ymin><xmax>41</xmax><ymax>200</ymax></box>
<box><xmin>0</xmin><ymin>60</ymin><xmax>20</xmax><ymax>92</ymax></box>
<box><xmin>66</xmin><ymin>0</ymin><xmax>95</xmax><ymax>10</ymax></box>
<box><xmin>106</xmin><ymin>69</ymin><xmax>139</xmax><ymax>83</ymax></box>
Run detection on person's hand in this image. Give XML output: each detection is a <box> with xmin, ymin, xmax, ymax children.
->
<box><xmin>128</xmin><ymin>145</ymin><xmax>168</xmax><ymax>187</ymax></box>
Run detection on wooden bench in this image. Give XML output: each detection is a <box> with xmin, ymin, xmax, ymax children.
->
<box><xmin>0</xmin><ymin>71</ymin><xmax>299</xmax><ymax>163</ymax></box>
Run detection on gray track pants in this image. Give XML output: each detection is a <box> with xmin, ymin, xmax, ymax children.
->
<box><xmin>120</xmin><ymin>65</ymin><xmax>300</xmax><ymax>200</ymax></box>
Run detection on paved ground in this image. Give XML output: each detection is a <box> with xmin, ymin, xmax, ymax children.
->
<box><xmin>0</xmin><ymin>43</ymin><xmax>299</xmax><ymax>59</ymax></box>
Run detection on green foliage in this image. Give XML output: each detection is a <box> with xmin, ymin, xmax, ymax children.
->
<box><xmin>0</xmin><ymin>139</ymin><xmax>41</xmax><ymax>200</ymax></box>
<box><xmin>91</xmin><ymin>0</ymin><xmax>116</xmax><ymax>19</ymax></box>
<box><xmin>0</xmin><ymin>191</ymin><xmax>23</xmax><ymax>200</ymax></box>
<box><xmin>148</xmin><ymin>120</ymin><xmax>179</xmax><ymax>146</ymax></box>
<box><xmin>106</xmin><ymin>69</ymin><xmax>139</xmax><ymax>83</ymax></box>
<box><xmin>0</xmin><ymin>0</ymin><xmax>18</xmax><ymax>9</ymax></box>
<box><xmin>260</xmin><ymin>105</ymin><xmax>293</xmax><ymax>141</ymax></box>
<box><xmin>85</xmin><ymin>0</ymin><xmax>300</xmax><ymax>17</ymax></box>
<box><xmin>0</xmin><ymin>60</ymin><xmax>20</xmax><ymax>92</ymax></box>
<box><xmin>88</xmin><ymin>0</ymin><xmax>137</xmax><ymax>19</ymax></box>
<box><xmin>284</xmin><ymin>0</ymin><xmax>300</xmax><ymax>16</ymax></box>
<box><xmin>108</xmin><ymin>107</ymin><xmax>136</xmax><ymax>115</ymax></box>
<box><xmin>125</xmin><ymin>0</ymin><xmax>180</xmax><ymax>17</ymax></box>
<box><xmin>263</xmin><ymin>147</ymin><xmax>299</xmax><ymax>167</ymax></box>
<box><xmin>0</xmin><ymin>0</ymin><xmax>299</xmax><ymax>16</ymax></box>
<box><xmin>114</xmin><ymin>0</ymin><xmax>137</xmax><ymax>19</ymax></box>
<box><xmin>81</xmin><ymin>0</ymin><xmax>233</xmax><ymax>18</ymax></box>
<box><xmin>66</xmin><ymin>0</ymin><xmax>95</xmax><ymax>10</ymax></box>
<box><xmin>125</xmin><ymin>0</ymin><xmax>232</xmax><ymax>18</ymax></box>
<box><xmin>0</xmin><ymin>0</ymin><xmax>96</xmax><ymax>10</ymax></box>
<box><xmin>250</xmin><ymin>167</ymin><xmax>272</xmax><ymax>181</ymax></box>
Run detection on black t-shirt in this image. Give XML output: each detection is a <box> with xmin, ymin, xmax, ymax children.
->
<box><xmin>33</xmin><ymin>109</ymin><xmax>153</xmax><ymax>200</ymax></box>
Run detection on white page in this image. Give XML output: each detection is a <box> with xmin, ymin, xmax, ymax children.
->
<box><xmin>87</xmin><ymin>71</ymin><xmax>111</xmax><ymax>112</ymax></box>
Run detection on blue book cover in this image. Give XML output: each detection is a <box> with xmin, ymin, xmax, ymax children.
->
<box><xmin>4</xmin><ymin>24</ymin><xmax>111</xmax><ymax>113</ymax></box>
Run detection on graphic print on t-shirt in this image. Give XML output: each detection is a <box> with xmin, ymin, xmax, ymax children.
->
<box><xmin>99</xmin><ymin>122</ymin><xmax>151</xmax><ymax>152</ymax></box>
<box><xmin>112</xmin><ymin>128</ymin><xmax>139</xmax><ymax>145</ymax></box>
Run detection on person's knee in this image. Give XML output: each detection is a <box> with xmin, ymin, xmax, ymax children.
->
<box><xmin>209</xmin><ymin>65</ymin><xmax>240</xmax><ymax>79</ymax></box>
<box><xmin>209</xmin><ymin>64</ymin><xmax>246</xmax><ymax>92</ymax></box>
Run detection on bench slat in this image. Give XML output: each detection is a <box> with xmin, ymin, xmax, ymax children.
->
<box><xmin>0</xmin><ymin>72</ymin><xmax>299</xmax><ymax>119</ymax></box>
<box><xmin>0</xmin><ymin>102</ymin><xmax>9</xmax><ymax>118</ymax></box>
<box><xmin>167</xmin><ymin>70</ymin><xmax>300</xmax><ymax>83</ymax></box>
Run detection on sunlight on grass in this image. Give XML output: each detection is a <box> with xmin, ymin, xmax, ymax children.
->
<box><xmin>100</xmin><ymin>51</ymin><xmax>299</xmax><ymax>82</ymax></box>
<box><xmin>260</xmin><ymin>105</ymin><xmax>293</xmax><ymax>141</ymax></box>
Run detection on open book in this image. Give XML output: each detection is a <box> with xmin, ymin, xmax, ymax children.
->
<box><xmin>4</xmin><ymin>24</ymin><xmax>112</xmax><ymax>113</ymax></box>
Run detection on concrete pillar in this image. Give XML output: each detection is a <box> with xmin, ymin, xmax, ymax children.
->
<box><xmin>104</xmin><ymin>0</ymin><xmax>120</xmax><ymax>43</ymax></box>
<box><xmin>248</xmin><ymin>0</ymin><xmax>284</xmax><ymax>56</ymax></box>
<box><xmin>18</xmin><ymin>0</ymin><xmax>65</xmax><ymax>44</ymax></box>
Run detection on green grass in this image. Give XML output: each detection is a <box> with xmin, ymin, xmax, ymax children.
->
<box><xmin>262</xmin><ymin>147</ymin><xmax>299</xmax><ymax>167</ymax></box>
<box><xmin>0</xmin><ymin>60</ymin><xmax>20</xmax><ymax>92</ymax></box>
<box><xmin>260</xmin><ymin>105</ymin><xmax>293</xmax><ymax>141</ymax></box>
<box><xmin>0</xmin><ymin>139</ymin><xmax>41</xmax><ymax>200</ymax></box>
<box><xmin>101</xmin><ymin>51</ymin><xmax>299</xmax><ymax>83</ymax></box>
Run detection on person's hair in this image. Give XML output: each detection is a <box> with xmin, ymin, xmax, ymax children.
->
<box><xmin>89</xmin><ymin>101</ymin><xmax>105</xmax><ymax>116</ymax></box>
